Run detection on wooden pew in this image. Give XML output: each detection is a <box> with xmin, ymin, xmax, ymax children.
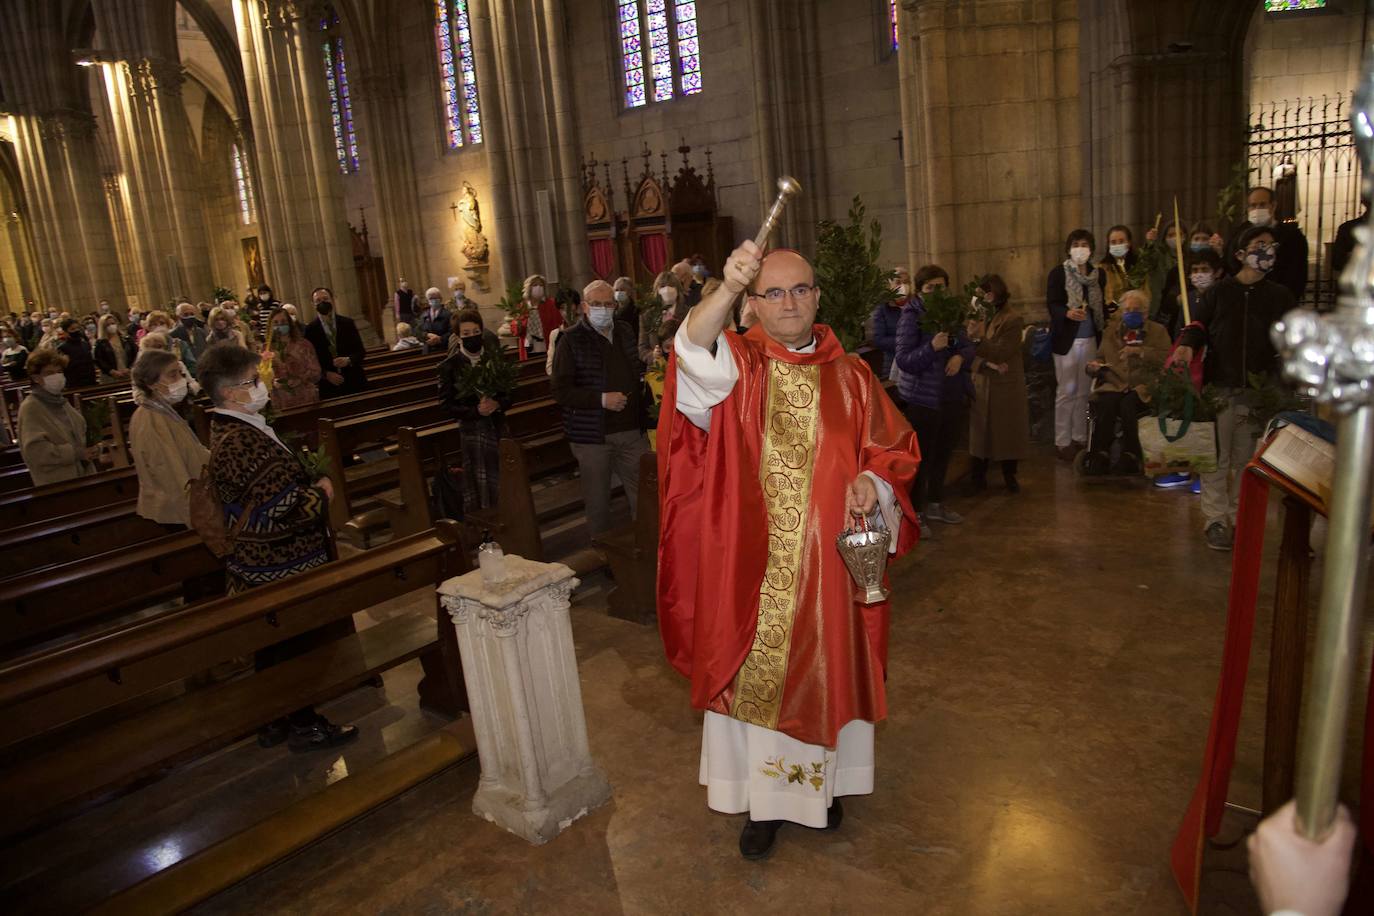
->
<box><xmin>0</xmin><ymin>522</ymin><xmax>468</xmax><ymax>841</ymax></box>
<box><xmin>0</xmin><ymin>500</ymin><xmax>167</xmax><ymax>573</ymax></box>
<box><xmin>593</xmin><ymin>451</ymin><xmax>660</xmax><ymax>625</ymax></box>
<box><xmin>385</xmin><ymin>421</ymin><xmax>465</xmax><ymax>540</ymax></box>
<box><xmin>0</xmin><ymin>530</ymin><xmax>224</xmax><ymax>653</ymax></box>
<box><xmin>323</xmin><ymin>374</ymin><xmax>552</xmax><ymax>541</ymax></box>
<box><xmin>319</xmin><ymin>400</ymin><xmax>450</xmax><ymax>533</ymax></box>
<box><xmin>384</xmin><ymin>397</ymin><xmax>612</xmax><ymax>568</ymax></box>
<box><xmin>0</xmin><ymin>467</ymin><xmax>139</xmax><ymax>532</ymax></box>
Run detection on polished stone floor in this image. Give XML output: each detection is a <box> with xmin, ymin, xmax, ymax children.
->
<box><xmin>7</xmin><ymin>449</ymin><xmax>1370</xmax><ymax>914</ymax></box>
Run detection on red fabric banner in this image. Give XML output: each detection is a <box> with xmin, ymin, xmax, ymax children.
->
<box><xmin>589</xmin><ymin>238</ymin><xmax>616</xmax><ymax>280</ymax></box>
<box><xmin>639</xmin><ymin>232</ymin><xmax>669</xmax><ymax>275</ymax></box>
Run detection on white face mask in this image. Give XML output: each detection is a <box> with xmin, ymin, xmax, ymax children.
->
<box><xmin>895</xmin><ymin>284</ymin><xmax>909</xmax><ymax>298</ymax></box>
<box><xmin>588</xmin><ymin>306</ymin><xmax>615</xmax><ymax>331</ymax></box>
<box><xmin>243</xmin><ymin>379</ymin><xmax>270</xmax><ymax>413</ymax></box>
<box><xmin>1248</xmin><ymin>208</ymin><xmax>1273</xmax><ymax>227</ymax></box>
<box><xmin>41</xmin><ymin>372</ymin><xmax>66</xmax><ymax>394</ymax></box>
<box><xmin>163</xmin><ymin>378</ymin><xmax>189</xmax><ymax>403</ymax></box>
<box><xmin>1069</xmin><ymin>246</ymin><xmax>1092</xmax><ymax>265</ymax></box>
<box><xmin>1191</xmin><ymin>272</ymin><xmax>1216</xmax><ymax>291</ymax></box>
<box><xmin>1108</xmin><ymin>243</ymin><xmax>1129</xmax><ymax>259</ymax></box>
<box><xmin>614</xmin><ymin>290</ymin><xmax>629</xmax><ymax>303</ymax></box>
<box><xmin>454</xmin><ymin>291</ymin><xmax>465</xmax><ymax>302</ymax></box>
<box><xmin>530</xmin><ymin>285</ymin><xmax>545</xmax><ymax>300</ymax></box>
<box><xmin>658</xmin><ymin>286</ymin><xmax>678</xmax><ymax>304</ymax></box>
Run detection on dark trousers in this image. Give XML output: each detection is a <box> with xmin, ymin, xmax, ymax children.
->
<box><xmin>971</xmin><ymin>457</ymin><xmax>1018</xmax><ymax>482</ymax></box>
<box><xmin>1089</xmin><ymin>391</ymin><xmax>1144</xmax><ymax>459</ymax></box>
<box><xmin>255</xmin><ymin>618</ymin><xmax>355</xmax><ymax>726</ymax></box>
<box><xmin>905</xmin><ymin>400</ymin><xmax>965</xmax><ymax>510</ymax></box>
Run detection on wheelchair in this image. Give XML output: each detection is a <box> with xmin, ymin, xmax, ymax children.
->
<box><xmin>1072</xmin><ymin>365</ymin><xmax>1146</xmax><ymax>481</ymax></box>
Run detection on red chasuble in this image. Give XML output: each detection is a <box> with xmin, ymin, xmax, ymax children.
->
<box><xmin>657</xmin><ymin>324</ymin><xmax>921</xmax><ymax>748</ymax></box>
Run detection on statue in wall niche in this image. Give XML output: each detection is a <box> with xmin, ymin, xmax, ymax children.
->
<box><xmin>458</xmin><ymin>181</ymin><xmax>490</xmax><ymax>291</ymax></box>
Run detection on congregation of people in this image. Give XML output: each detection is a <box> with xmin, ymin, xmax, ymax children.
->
<box><xmin>865</xmin><ymin>183</ymin><xmax>1315</xmax><ymax>553</ymax></box>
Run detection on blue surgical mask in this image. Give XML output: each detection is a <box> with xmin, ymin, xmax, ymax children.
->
<box><xmin>1189</xmin><ymin>241</ymin><xmax>1209</xmax><ymax>253</ymax></box>
<box><xmin>1122</xmin><ymin>310</ymin><xmax>1145</xmax><ymax>330</ymax></box>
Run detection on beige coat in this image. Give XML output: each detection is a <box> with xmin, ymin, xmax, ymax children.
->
<box><xmin>18</xmin><ymin>394</ymin><xmax>93</xmax><ymax>486</ymax></box>
<box><xmin>968</xmin><ymin>308</ymin><xmax>1031</xmax><ymax>461</ymax></box>
<box><xmin>130</xmin><ymin>403</ymin><xmax>210</xmax><ymax>525</ymax></box>
<box><xmin>1094</xmin><ymin>313</ymin><xmax>1171</xmax><ymax>396</ymax></box>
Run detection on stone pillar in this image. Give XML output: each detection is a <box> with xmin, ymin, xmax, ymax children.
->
<box><xmin>1078</xmin><ymin>0</ymin><xmax>1246</xmax><ymax>237</ymax></box>
<box><xmin>0</xmin><ymin>0</ymin><xmax>125</xmax><ymax>310</ymax></box>
<box><xmin>746</xmin><ymin>0</ymin><xmax>829</xmax><ymax>251</ymax></box>
<box><xmin>898</xmin><ymin>0</ymin><xmax>1082</xmax><ymax>301</ymax></box>
<box><xmin>344</xmin><ymin>7</ymin><xmax>431</xmax><ymax>301</ymax></box>
<box><xmin>438</xmin><ymin>556</ymin><xmax>611</xmax><ymax>845</ymax></box>
<box><xmin>479</xmin><ymin>0</ymin><xmax>589</xmax><ymax>288</ymax></box>
<box><xmin>231</xmin><ymin>0</ymin><xmax>359</xmax><ymax>319</ymax></box>
<box><xmin>90</xmin><ymin>0</ymin><xmax>218</xmax><ymax>305</ymax></box>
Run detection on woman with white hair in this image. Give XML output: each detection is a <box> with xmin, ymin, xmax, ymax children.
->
<box><xmin>520</xmin><ymin>273</ymin><xmax>564</xmax><ymax>356</ymax></box>
<box><xmin>128</xmin><ymin>348</ymin><xmax>208</xmax><ymax>526</ymax></box>
<box><xmin>413</xmin><ymin>286</ymin><xmax>452</xmax><ymax>352</ymax></box>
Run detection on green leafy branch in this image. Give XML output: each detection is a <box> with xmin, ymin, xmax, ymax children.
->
<box><xmin>454</xmin><ymin>345</ymin><xmax>518</xmax><ymax>401</ymax></box>
<box><xmin>814</xmin><ymin>195</ymin><xmax>896</xmax><ymax>352</ymax></box>
<box><xmin>918</xmin><ymin>280</ymin><xmax>985</xmax><ymax>337</ymax></box>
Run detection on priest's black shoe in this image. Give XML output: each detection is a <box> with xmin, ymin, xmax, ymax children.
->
<box><xmin>739</xmin><ymin>818</ymin><xmax>783</xmax><ymax>860</ymax></box>
<box><xmin>288</xmin><ymin>718</ymin><xmax>359</xmax><ymax>753</ymax></box>
<box><xmin>825</xmin><ymin>799</ymin><xmax>844</xmax><ymax>831</ymax></box>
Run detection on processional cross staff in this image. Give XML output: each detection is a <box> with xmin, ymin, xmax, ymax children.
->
<box><xmin>1271</xmin><ymin>25</ymin><xmax>1374</xmax><ymax>841</ymax></box>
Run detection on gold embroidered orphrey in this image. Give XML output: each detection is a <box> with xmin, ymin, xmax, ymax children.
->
<box><xmin>729</xmin><ymin>360</ymin><xmax>820</xmax><ymax>729</ymax></box>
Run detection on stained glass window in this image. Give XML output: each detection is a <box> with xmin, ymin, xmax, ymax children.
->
<box><xmin>232</xmin><ymin>142</ymin><xmax>256</xmax><ymax>225</ymax></box>
<box><xmin>619</xmin><ymin>1</ymin><xmax>646</xmax><ymax>107</ymax></box>
<box><xmin>675</xmin><ymin>1</ymin><xmax>701</xmax><ymax>94</ymax></box>
<box><xmin>435</xmin><ymin>1</ymin><xmax>483</xmax><ymax>147</ymax></box>
<box><xmin>1264</xmin><ymin>0</ymin><xmax>1327</xmax><ymax>10</ymax></box>
<box><xmin>889</xmin><ymin>0</ymin><xmax>899</xmax><ymax>50</ymax></box>
<box><xmin>322</xmin><ymin>36</ymin><xmax>359</xmax><ymax>173</ymax></box>
<box><xmin>618</xmin><ymin>1</ymin><xmax>704</xmax><ymax>108</ymax></box>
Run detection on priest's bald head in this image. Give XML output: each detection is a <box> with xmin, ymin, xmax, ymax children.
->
<box><xmin>746</xmin><ymin>249</ymin><xmax>820</xmax><ymax>348</ymax></box>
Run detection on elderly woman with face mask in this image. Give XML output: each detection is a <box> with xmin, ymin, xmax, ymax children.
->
<box><xmin>197</xmin><ymin>343</ymin><xmax>358</xmax><ymax>753</ymax></box>
<box><xmin>129</xmin><ymin>349</ymin><xmax>209</xmax><ymax>526</ymax></box>
<box><xmin>639</xmin><ymin>270</ymin><xmax>687</xmax><ymax>364</ymax></box>
<box><xmin>521</xmin><ymin>273</ymin><xmax>564</xmax><ymax>356</ymax></box>
<box><xmin>18</xmin><ymin>349</ymin><xmax>98</xmax><ymax>484</ymax></box>
<box><xmin>1083</xmin><ymin>288</ymin><xmax>1171</xmax><ymax>476</ymax></box>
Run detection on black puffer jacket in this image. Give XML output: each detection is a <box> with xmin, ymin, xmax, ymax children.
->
<box><xmin>550</xmin><ymin>319</ymin><xmax>643</xmax><ymax>444</ymax></box>
<box><xmin>1180</xmin><ymin>275</ymin><xmax>1294</xmax><ymax>389</ymax></box>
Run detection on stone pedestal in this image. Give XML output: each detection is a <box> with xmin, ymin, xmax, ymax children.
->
<box><xmin>438</xmin><ymin>556</ymin><xmax>610</xmax><ymax>844</ymax></box>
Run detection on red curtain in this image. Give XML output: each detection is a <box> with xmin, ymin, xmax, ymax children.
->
<box><xmin>589</xmin><ymin>238</ymin><xmax>616</xmax><ymax>280</ymax></box>
<box><xmin>639</xmin><ymin>232</ymin><xmax>669</xmax><ymax>275</ymax></box>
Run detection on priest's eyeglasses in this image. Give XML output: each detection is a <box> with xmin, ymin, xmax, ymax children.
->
<box><xmin>751</xmin><ymin>283</ymin><xmax>816</xmax><ymax>303</ymax></box>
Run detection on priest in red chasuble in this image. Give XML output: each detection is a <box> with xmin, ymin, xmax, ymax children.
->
<box><xmin>657</xmin><ymin>240</ymin><xmax>921</xmax><ymax>859</ymax></box>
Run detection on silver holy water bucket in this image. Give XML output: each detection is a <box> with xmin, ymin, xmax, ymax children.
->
<box><xmin>836</xmin><ymin>517</ymin><xmax>891</xmax><ymax>605</ymax></box>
